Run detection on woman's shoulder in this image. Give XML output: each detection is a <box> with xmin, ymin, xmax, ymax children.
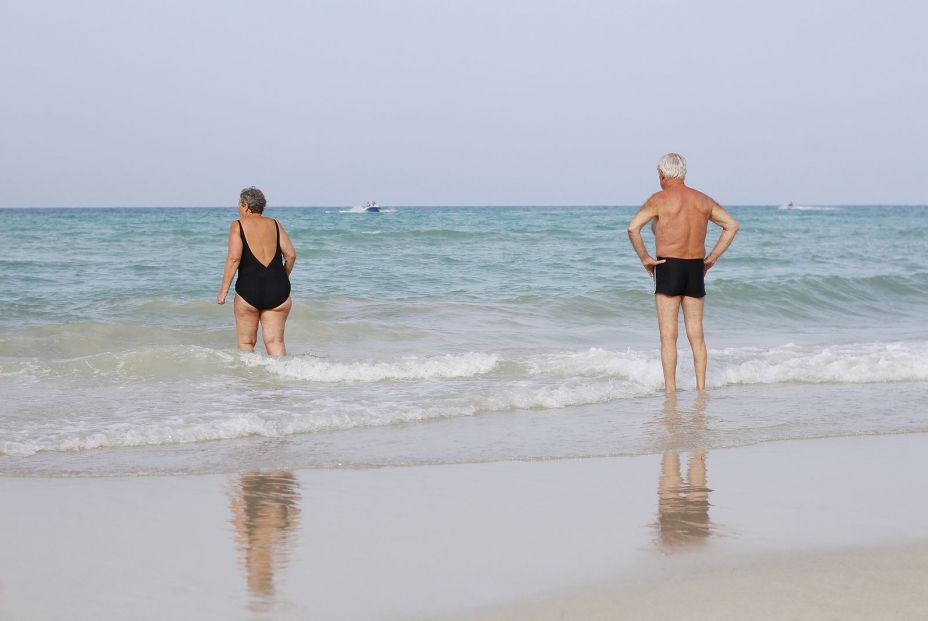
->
<box><xmin>240</xmin><ymin>215</ymin><xmax>280</xmax><ymax>233</ymax></box>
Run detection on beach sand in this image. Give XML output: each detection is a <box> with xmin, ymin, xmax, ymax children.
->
<box><xmin>441</xmin><ymin>541</ymin><xmax>928</xmax><ymax>621</ymax></box>
<box><xmin>1</xmin><ymin>433</ymin><xmax>926</xmax><ymax>620</ymax></box>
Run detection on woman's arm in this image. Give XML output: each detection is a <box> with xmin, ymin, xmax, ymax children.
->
<box><xmin>278</xmin><ymin>221</ymin><xmax>297</xmax><ymax>276</ymax></box>
<box><xmin>217</xmin><ymin>221</ymin><xmax>243</xmax><ymax>304</ymax></box>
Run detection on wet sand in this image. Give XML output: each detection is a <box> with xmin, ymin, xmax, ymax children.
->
<box><xmin>440</xmin><ymin>541</ymin><xmax>928</xmax><ymax>621</ymax></box>
<box><xmin>1</xmin><ymin>433</ymin><xmax>926</xmax><ymax>620</ymax></box>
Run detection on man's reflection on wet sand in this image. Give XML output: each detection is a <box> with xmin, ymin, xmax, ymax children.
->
<box><xmin>655</xmin><ymin>393</ymin><xmax>714</xmax><ymax>549</ymax></box>
<box><xmin>229</xmin><ymin>471</ymin><xmax>301</xmax><ymax>604</ymax></box>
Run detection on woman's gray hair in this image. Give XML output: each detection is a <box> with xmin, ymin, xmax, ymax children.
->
<box><xmin>657</xmin><ymin>153</ymin><xmax>687</xmax><ymax>180</ymax></box>
<box><xmin>240</xmin><ymin>187</ymin><xmax>267</xmax><ymax>214</ymax></box>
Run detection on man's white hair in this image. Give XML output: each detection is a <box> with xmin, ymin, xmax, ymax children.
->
<box><xmin>657</xmin><ymin>153</ymin><xmax>687</xmax><ymax>179</ymax></box>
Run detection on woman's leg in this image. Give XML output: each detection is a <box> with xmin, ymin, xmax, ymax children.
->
<box><xmin>258</xmin><ymin>297</ymin><xmax>292</xmax><ymax>356</ymax></box>
<box><xmin>234</xmin><ymin>295</ymin><xmax>260</xmax><ymax>352</ymax></box>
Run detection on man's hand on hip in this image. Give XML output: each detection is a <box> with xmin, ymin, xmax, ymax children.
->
<box><xmin>642</xmin><ymin>256</ymin><xmax>666</xmax><ymax>277</ymax></box>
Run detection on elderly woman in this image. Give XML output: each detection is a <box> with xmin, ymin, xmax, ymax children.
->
<box><xmin>217</xmin><ymin>187</ymin><xmax>297</xmax><ymax>356</ymax></box>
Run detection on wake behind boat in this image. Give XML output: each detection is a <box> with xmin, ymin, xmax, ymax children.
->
<box><xmin>778</xmin><ymin>202</ymin><xmax>839</xmax><ymax>211</ymax></box>
<box><xmin>340</xmin><ymin>200</ymin><xmax>388</xmax><ymax>213</ymax></box>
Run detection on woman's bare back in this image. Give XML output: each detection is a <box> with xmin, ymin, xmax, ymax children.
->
<box><xmin>239</xmin><ymin>216</ymin><xmax>281</xmax><ymax>266</ymax></box>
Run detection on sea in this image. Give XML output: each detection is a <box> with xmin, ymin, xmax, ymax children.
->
<box><xmin>1</xmin><ymin>205</ymin><xmax>926</xmax><ymax>476</ymax></box>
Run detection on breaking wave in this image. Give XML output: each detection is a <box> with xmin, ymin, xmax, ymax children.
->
<box><xmin>2</xmin><ymin>341</ymin><xmax>926</xmax><ymax>457</ymax></box>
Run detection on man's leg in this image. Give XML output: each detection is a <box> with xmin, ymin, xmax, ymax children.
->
<box><xmin>682</xmin><ymin>296</ymin><xmax>707</xmax><ymax>390</ymax></box>
<box><xmin>655</xmin><ymin>294</ymin><xmax>682</xmax><ymax>393</ymax></box>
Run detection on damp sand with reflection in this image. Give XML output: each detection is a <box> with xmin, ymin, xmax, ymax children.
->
<box><xmin>655</xmin><ymin>394</ymin><xmax>714</xmax><ymax>550</ymax></box>
<box><xmin>2</xmin><ymin>427</ymin><xmax>927</xmax><ymax>620</ymax></box>
<box><xmin>229</xmin><ymin>471</ymin><xmax>301</xmax><ymax>609</ymax></box>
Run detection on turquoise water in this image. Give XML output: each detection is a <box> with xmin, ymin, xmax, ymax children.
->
<box><xmin>1</xmin><ymin>205</ymin><xmax>926</xmax><ymax>474</ymax></box>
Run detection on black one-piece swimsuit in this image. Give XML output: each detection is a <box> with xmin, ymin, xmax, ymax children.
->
<box><xmin>234</xmin><ymin>220</ymin><xmax>291</xmax><ymax>310</ymax></box>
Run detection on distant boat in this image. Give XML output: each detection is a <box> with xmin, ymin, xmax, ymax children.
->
<box><xmin>364</xmin><ymin>200</ymin><xmax>381</xmax><ymax>213</ymax></box>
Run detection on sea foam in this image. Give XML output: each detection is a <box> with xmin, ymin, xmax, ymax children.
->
<box><xmin>245</xmin><ymin>351</ymin><xmax>500</xmax><ymax>382</ymax></box>
<box><xmin>714</xmin><ymin>342</ymin><xmax>928</xmax><ymax>385</ymax></box>
<box><xmin>524</xmin><ymin>343</ymin><xmax>928</xmax><ymax>386</ymax></box>
<box><xmin>2</xmin><ymin>342</ymin><xmax>926</xmax><ymax>458</ymax></box>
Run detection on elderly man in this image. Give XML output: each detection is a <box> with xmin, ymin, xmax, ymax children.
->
<box><xmin>627</xmin><ymin>153</ymin><xmax>739</xmax><ymax>393</ymax></box>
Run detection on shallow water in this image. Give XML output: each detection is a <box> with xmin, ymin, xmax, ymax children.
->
<box><xmin>1</xmin><ymin>205</ymin><xmax>926</xmax><ymax>474</ymax></box>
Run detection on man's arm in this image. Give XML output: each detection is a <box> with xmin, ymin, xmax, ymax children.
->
<box><xmin>627</xmin><ymin>200</ymin><xmax>665</xmax><ymax>276</ymax></box>
<box><xmin>703</xmin><ymin>204</ymin><xmax>740</xmax><ymax>272</ymax></box>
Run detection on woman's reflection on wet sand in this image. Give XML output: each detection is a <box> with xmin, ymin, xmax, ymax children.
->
<box><xmin>229</xmin><ymin>471</ymin><xmax>301</xmax><ymax>605</ymax></box>
<box><xmin>655</xmin><ymin>393</ymin><xmax>714</xmax><ymax>549</ymax></box>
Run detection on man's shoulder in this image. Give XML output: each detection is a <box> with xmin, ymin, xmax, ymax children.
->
<box><xmin>684</xmin><ymin>186</ymin><xmax>717</xmax><ymax>203</ymax></box>
<box><xmin>645</xmin><ymin>189</ymin><xmax>668</xmax><ymax>205</ymax></box>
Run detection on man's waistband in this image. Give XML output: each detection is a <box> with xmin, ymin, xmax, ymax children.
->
<box><xmin>656</xmin><ymin>256</ymin><xmax>705</xmax><ymax>263</ymax></box>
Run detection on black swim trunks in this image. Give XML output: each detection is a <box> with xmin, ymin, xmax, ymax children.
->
<box><xmin>654</xmin><ymin>257</ymin><xmax>706</xmax><ymax>298</ymax></box>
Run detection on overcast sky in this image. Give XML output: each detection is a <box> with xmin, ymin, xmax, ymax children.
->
<box><xmin>2</xmin><ymin>0</ymin><xmax>925</xmax><ymax>207</ymax></box>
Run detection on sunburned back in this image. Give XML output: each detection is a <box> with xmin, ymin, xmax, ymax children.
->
<box><xmin>653</xmin><ymin>186</ymin><xmax>714</xmax><ymax>259</ymax></box>
<box><xmin>239</xmin><ymin>216</ymin><xmax>280</xmax><ymax>266</ymax></box>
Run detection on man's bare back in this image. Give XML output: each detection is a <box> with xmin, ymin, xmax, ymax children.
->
<box><xmin>649</xmin><ymin>185</ymin><xmax>715</xmax><ymax>259</ymax></box>
<box><xmin>626</xmin><ymin>153</ymin><xmax>739</xmax><ymax>393</ymax></box>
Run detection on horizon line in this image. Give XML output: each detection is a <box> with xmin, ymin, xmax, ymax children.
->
<box><xmin>2</xmin><ymin>203</ymin><xmax>926</xmax><ymax>209</ymax></box>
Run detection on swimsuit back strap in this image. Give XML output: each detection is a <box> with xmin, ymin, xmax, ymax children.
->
<box><xmin>275</xmin><ymin>219</ymin><xmax>280</xmax><ymax>251</ymax></box>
